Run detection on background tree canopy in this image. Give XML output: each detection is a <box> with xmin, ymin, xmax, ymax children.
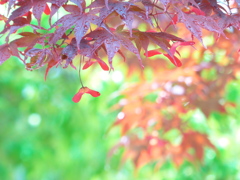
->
<box><xmin>1</xmin><ymin>0</ymin><xmax>240</xmax><ymax>179</ymax></box>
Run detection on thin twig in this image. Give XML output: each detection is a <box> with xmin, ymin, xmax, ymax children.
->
<box><xmin>79</xmin><ymin>55</ymin><xmax>84</xmax><ymax>87</ymax></box>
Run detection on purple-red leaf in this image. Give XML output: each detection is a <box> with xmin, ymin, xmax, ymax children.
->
<box><xmin>61</xmin><ymin>38</ymin><xmax>78</xmax><ymax>68</ymax></box>
<box><xmin>104</xmin><ymin>37</ymin><xmax>121</xmax><ymax>70</ymax></box>
<box><xmin>70</xmin><ymin>0</ymin><xmax>86</xmax><ymax>13</ymax></box>
<box><xmin>6</xmin><ymin>1</ymin><xmax>32</xmax><ymax>24</ymax></box>
<box><xmin>32</xmin><ymin>0</ymin><xmax>48</xmax><ymax>25</ymax></box>
<box><xmin>62</xmin><ymin>4</ymin><xmax>80</xmax><ymax>14</ymax></box>
<box><xmin>74</xmin><ymin>14</ymin><xmax>97</xmax><ymax>50</ymax></box>
<box><xmin>49</xmin><ymin>15</ymin><xmax>78</xmax><ymax>44</ymax></box>
<box><xmin>0</xmin><ymin>44</ymin><xmax>11</xmax><ymax>65</ymax></box>
<box><xmin>45</xmin><ymin>59</ymin><xmax>58</xmax><ymax>80</ymax></box>
<box><xmin>116</xmin><ymin>33</ymin><xmax>143</xmax><ymax>67</ymax></box>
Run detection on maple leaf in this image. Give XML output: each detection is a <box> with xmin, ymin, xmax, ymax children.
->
<box><xmin>1</xmin><ymin>13</ymin><xmax>38</xmax><ymax>43</ymax></box>
<box><xmin>32</xmin><ymin>0</ymin><xmax>49</xmax><ymax>25</ymax></box>
<box><xmin>24</xmin><ymin>41</ymin><xmax>63</xmax><ymax>72</ymax></box>
<box><xmin>216</xmin><ymin>14</ymin><xmax>240</xmax><ymax>30</ymax></box>
<box><xmin>0</xmin><ymin>44</ymin><xmax>11</xmax><ymax>65</ymax></box>
<box><xmin>72</xmin><ymin>87</ymin><xmax>100</xmax><ymax>103</ymax></box>
<box><xmin>49</xmin><ymin>6</ymin><xmax>97</xmax><ymax>50</ymax></box>
<box><xmin>83</xmin><ymin>28</ymin><xmax>142</xmax><ymax>69</ymax></box>
<box><xmin>48</xmin><ymin>1</ymin><xmax>66</xmax><ymax>25</ymax></box>
<box><xmin>48</xmin><ymin>0</ymin><xmax>87</xmax><ymax>24</ymax></box>
<box><xmin>61</xmin><ymin>38</ymin><xmax>78</xmax><ymax>68</ymax></box>
<box><xmin>177</xmin><ymin>10</ymin><xmax>225</xmax><ymax>45</ymax></box>
<box><xmin>70</xmin><ymin>0</ymin><xmax>86</xmax><ymax>12</ymax></box>
<box><xmin>117</xmin><ymin>29</ymin><xmax>185</xmax><ymax>68</ymax></box>
<box><xmin>5</xmin><ymin>1</ymin><xmax>32</xmax><ymax>24</ymax></box>
<box><xmin>49</xmin><ymin>14</ymin><xmax>78</xmax><ymax>44</ymax></box>
<box><xmin>25</xmin><ymin>48</ymin><xmax>52</xmax><ymax>69</ymax></box>
<box><xmin>4</xmin><ymin>0</ymin><xmax>49</xmax><ymax>27</ymax></box>
<box><xmin>3</xmin><ymin>31</ymin><xmax>45</xmax><ymax>64</ymax></box>
<box><xmin>88</xmin><ymin>0</ymin><xmax>151</xmax><ymax>36</ymax></box>
<box><xmin>181</xmin><ymin>131</ymin><xmax>216</xmax><ymax>161</ymax></box>
<box><xmin>82</xmin><ymin>58</ymin><xmax>109</xmax><ymax>71</ymax></box>
<box><xmin>88</xmin><ymin>0</ymin><xmax>131</xmax><ymax>25</ymax></box>
<box><xmin>12</xmin><ymin>32</ymin><xmax>44</xmax><ymax>49</ymax></box>
<box><xmin>133</xmin><ymin>30</ymin><xmax>185</xmax><ymax>56</ymax></box>
<box><xmin>44</xmin><ymin>58</ymin><xmax>59</xmax><ymax>80</ymax></box>
<box><xmin>0</xmin><ymin>31</ymin><xmax>44</xmax><ymax>65</ymax></box>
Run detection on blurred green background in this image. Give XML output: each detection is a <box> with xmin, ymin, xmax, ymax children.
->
<box><xmin>1</xmin><ymin>55</ymin><xmax>240</xmax><ymax>180</ymax></box>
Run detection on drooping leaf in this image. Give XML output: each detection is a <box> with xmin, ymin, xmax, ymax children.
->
<box><xmin>0</xmin><ymin>44</ymin><xmax>11</xmax><ymax>65</ymax></box>
<box><xmin>104</xmin><ymin>37</ymin><xmax>121</xmax><ymax>70</ymax></box>
<box><xmin>45</xmin><ymin>58</ymin><xmax>58</xmax><ymax>80</ymax></box>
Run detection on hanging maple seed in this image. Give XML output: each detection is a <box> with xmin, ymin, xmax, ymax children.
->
<box><xmin>72</xmin><ymin>55</ymin><xmax>100</xmax><ymax>103</ymax></box>
<box><xmin>82</xmin><ymin>59</ymin><xmax>109</xmax><ymax>71</ymax></box>
<box><xmin>72</xmin><ymin>87</ymin><xmax>100</xmax><ymax>103</ymax></box>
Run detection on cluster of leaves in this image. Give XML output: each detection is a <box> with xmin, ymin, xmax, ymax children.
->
<box><xmin>0</xmin><ymin>0</ymin><xmax>237</xmax><ymax>98</ymax></box>
<box><xmin>110</xmin><ymin>31</ymin><xmax>240</xmax><ymax>168</ymax></box>
<box><xmin>1</xmin><ymin>0</ymin><xmax>240</xmax><ymax>169</ymax></box>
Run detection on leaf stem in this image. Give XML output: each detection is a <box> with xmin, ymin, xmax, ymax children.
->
<box><xmin>79</xmin><ymin>55</ymin><xmax>84</xmax><ymax>87</ymax></box>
